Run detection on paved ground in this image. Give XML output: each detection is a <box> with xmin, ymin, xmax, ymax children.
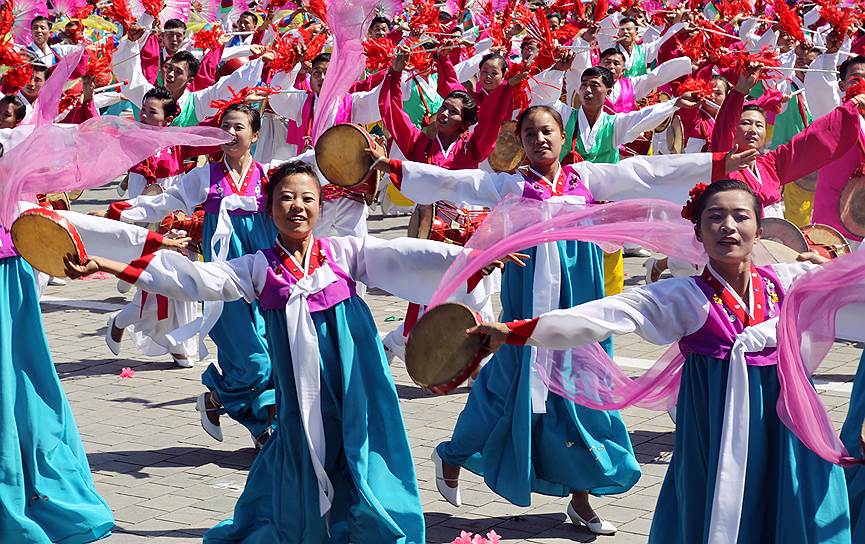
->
<box><xmin>41</xmin><ymin>184</ymin><xmax>863</xmax><ymax>543</ymax></box>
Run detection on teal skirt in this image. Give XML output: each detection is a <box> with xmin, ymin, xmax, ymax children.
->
<box><xmin>201</xmin><ymin>212</ymin><xmax>277</xmax><ymax>436</ymax></box>
<box><xmin>650</xmin><ymin>354</ymin><xmax>851</xmax><ymax>543</ymax></box>
<box><xmin>0</xmin><ymin>257</ymin><xmax>114</xmax><ymax>543</ymax></box>
<box><xmin>841</xmin><ymin>351</ymin><xmax>865</xmax><ymax>543</ymax></box>
<box><xmin>437</xmin><ymin>241</ymin><xmax>640</xmax><ymax>506</ymax></box>
<box><xmin>204</xmin><ymin>296</ymin><xmax>424</xmax><ymax>543</ymax></box>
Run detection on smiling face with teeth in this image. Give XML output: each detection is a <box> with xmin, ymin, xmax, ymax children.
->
<box><xmin>270</xmin><ymin>171</ymin><xmax>322</xmax><ymax>244</ymax></box>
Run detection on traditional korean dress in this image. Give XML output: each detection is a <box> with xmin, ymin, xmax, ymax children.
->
<box><xmin>711</xmin><ymin>89</ymin><xmax>862</xmax><ymax>219</ymax></box>
<box><xmin>388</xmin><ymin>152</ymin><xmax>719</xmax><ymax>505</ymax></box>
<box><xmin>116</xmin><ymin>158</ymin><xmax>278</xmax><ymax>438</ymax></box>
<box><xmin>503</xmin><ymin>262</ymin><xmax>851</xmax><ymax>543</ymax></box>
<box><xmin>842</xmin><ymin>350</ymin><xmax>865</xmax><ymax>544</ymax></box>
<box><xmin>112</xmin><ymin>234</ymin><xmax>483</xmax><ymax>543</ymax></box>
<box><xmin>0</xmin><ymin>208</ymin><xmax>178</xmax><ymax>543</ymax></box>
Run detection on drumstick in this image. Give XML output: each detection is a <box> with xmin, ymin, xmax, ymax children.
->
<box><xmin>94</xmin><ymin>81</ymin><xmax>130</xmax><ymax>93</ymax></box>
<box><xmin>695</xmin><ymin>25</ymin><xmax>741</xmax><ymax>40</ymax></box>
<box><xmin>226</xmin><ymin>31</ymin><xmax>255</xmax><ymax>36</ymax></box>
<box><xmin>774</xmin><ymin>66</ymin><xmax>838</xmax><ymax>73</ymax></box>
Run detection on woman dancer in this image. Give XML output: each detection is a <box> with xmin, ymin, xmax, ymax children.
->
<box><xmin>111</xmin><ymin>103</ymin><xmax>278</xmax><ymax>447</ymax></box>
<box><xmin>469</xmin><ymin>180</ymin><xmax>851</xmax><ymax>543</ymax></box>
<box><xmin>368</xmin><ymin>105</ymin><xmax>758</xmax><ymax>534</ymax></box>
<box><xmin>64</xmin><ymin>160</ymin><xmax>499</xmax><ymax>543</ymax></box>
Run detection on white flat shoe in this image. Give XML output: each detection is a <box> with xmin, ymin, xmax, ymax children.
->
<box><xmin>172</xmin><ymin>355</ymin><xmax>194</xmax><ymax>368</ymax></box>
<box><xmin>431</xmin><ymin>450</ymin><xmax>461</xmax><ymax>507</ymax></box>
<box><xmin>105</xmin><ymin>313</ymin><xmax>122</xmax><ymax>356</ymax></box>
<box><xmin>567</xmin><ymin>502</ymin><xmax>617</xmax><ymax>535</ymax></box>
<box><xmin>643</xmin><ymin>257</ymin><xmax>659</xmax><ymax>285</ymax></box>
<box><xmin>195</xmin><ymin>393</ymin><xmax>223</xmax><ymax>442</ymax></box>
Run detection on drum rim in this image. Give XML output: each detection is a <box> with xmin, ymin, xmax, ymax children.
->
<box><xmin>802</xmin><ymin>223</ymin><xmax>852</xmax><ymax>256</ymax></box>
<box><xmin>838</xmin><ymin>176</ymin><xmax>865</xmax><ymax>238</ymax></box>
<box><xmin>760</xmin><ymin>217</ymin><xmax>810</xmax><ymax>253</ymax></box>
<box><xmin>314</xmin><ymin>123</ymin><xmax>376</xmax><ymax>188</ymax></box>
<box><xmin>665</xmin><ymin>115</ymin><xmax>684</xmax><ymax>153</ymax></box>
<box><xmin>405</xmin><ymin>302</ymin><xmax>483</xmax><ymax>394</ymax></box>
<box><xmin>11</xmin><ymin>207</ymin><xmax>88</xmax><ymax>277</ymax></box>
<box><xmin>489</xmin><ymin>120</ymin><xmax>525</xmax><ymax>173</ymax></box>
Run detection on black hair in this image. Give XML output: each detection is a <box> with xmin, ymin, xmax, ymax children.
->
<box><xmin>222</xmin><ymin>102</ymin><xmax>261</xmax><ymax>132</ymax></box>
<box><xmin>369</xmin><ymin>16</ymin><xmax>392</xmax><ymax>30</ymax></box>
<box><xmin>443</xmin><ymin>89</ymin><xmax>478</xmax><ymax>126</ymax></box>
<box><xmin>265</xmin><ymin>161</ymin><xmax>322</xmax><ymax>212</ymax></box>
<box><xmin>693</xmin><ymin>179</ymin><xmax>763</xmax><ymax>229</ymax></box>
<box><xmin>0</xmin><ymin>95</ymin><xmax>27</xmax><ymax>123</ymax></box>
<box><xmin>479</xmin><ymin>52</ymin><xmax>507</xmax><ymax>73</ymax></box>
<box><xmin>742</xmin><ymin>103</ymin><xmax>766</xmax><ymax>120</ymax></box>
<box><xmin>547</xmin><ymin>12</ymin><xmax>562</xmax><ymax>21</ymax></box>
<box><xmin>516</xmin><ymin>105</ymin><xmax>564</xmax><ymax>136</ymax></box>
<box><xmin>169</xmin><ymin>50</ymin><xmax>200</xmax><ymax>78</ymax></box>
<box><xmin>143</xmin><ymin>85</ymin><xmax>179</xmax><ymax>117</ymax></box>
<box><xmin>599</xmin><ymin>47</ymin><xmax>626</xmax><ymax>63</ymax></box>
<box><xmin>712</xmin><ymin>74</ymin><xmax>731</xmax><ymax>93</ymax></box>
<box><xmin>30</xmin><ymin>15</ymin><xmax>51</xmax><ymax>27</ymax></box>
<box><xmin>238</xmin><ymin>10</ymin><xmax>258</xmax><ymax>22</ymax></box>
<box><xmin>311</xmin><ymin>53</ymin><xmax>331</xmax><ymax>68</ymax></box>
<box><xmin>164</xmin><ymin>18</ymin><xmax>187</xmax><ymax>31</ymax></box>
<box><xmin>581</xmin><ymin>66</ymin><xmax>615</xmax><ymax>88</ymax></box>
<box><xmin>31</xmin><ymin>63</ymin><xmax>50</xmax><ymax>77</ymax></box>
<box><xmin>619</xmin><ymin>16</ymin><xmax>638</xmax><ymax>27</ymax></box>
<box><xmin>839</xmin><ymin>55</ymin><xmax>865</xmax><ymax>82</ymax></box>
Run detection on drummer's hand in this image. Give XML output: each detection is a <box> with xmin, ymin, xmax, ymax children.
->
<box><xmin>675</xmin><ymin>91</ymin><xmax>701</xmax><ymax>109</ymax></box>
<box><xmin>466</xmin><ymin>322</ymin><xmax>511</xmax><ymax>354</ymax></box>
<box><xmin>162</xmin><ymin>235</ymin><xmax>192</xmax><ymax>251</ymax></box>
<box><xmin>365</xmin><ymin>144</ymin><xmax>390</xmax><ymax>172</ymax></box>
<box><xmin>481</xmin><ymin>252</ymin><xmax>530</xmax><ymax>275</ymax></box>
<box><xmin>796</xmin><ymin>251</ymin><xmax>830</xmax><ymax>265</ymax></box>
<box><xmin>63</xmin><ymin>254</ymin><xmax>100</xmax><ymax>279</ymax></box>
<box><xmin>724</xmin><ymin>144</ymin><xmax>759</xmax><ymax>172</ymax></box>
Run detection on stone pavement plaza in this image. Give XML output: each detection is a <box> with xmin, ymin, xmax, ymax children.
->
<box><xmin>41</xmin><ymin>185</ymin><xmax>864</xmax><ymax>543</ymax></box>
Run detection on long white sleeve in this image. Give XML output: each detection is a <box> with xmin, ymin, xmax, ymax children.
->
<box><xmin>268</xmin><ymin>65</ymin><xmax>306</xmax><ymax>118</ymax></box>
<box><xmin>804</xmin><ymin>52</ymin><xmax>842</xmax><ymax>120</ymax></box>
<box><xmin>612</xmin><ymin>101</ymin><xmax>678</xmax><ymax>146</ymax></box>
<box><xmin>112</xmin><ymin>38</ymin><xmax>153</xmax><ymax>110</ymax></box>
<box><xmin>128</xmin><ymin>250</ymin><xmax>264</xmax><ymax>302</ymax></box>
<box><xmin>327</xmin><ymin>236</ymin><xmax>468</xmax><ymax>305</ymax></box>
<box><xmin>350</xmin><ymin>83</ymin><xmax>384</xmax><ymax>125</ymax></box>
<box><xmin>577</xmin><ymin>152</ymin><xmax>713</xmax><ymax>203</ymax></box>
<box><xmin>120</xmin><ymin>167</ymin><xmax>210</xmax><ymax>223</ymax></box>
<box><xmin>193</xmin><ymin>59</ymin><xmax>265</xmax><ymax>120</ymax></box>
<box><xmin>56</xmin><ymin>211</ymin><xmax>164</xmax><ymax>264</ymax></box>
<box><xmin>524</xmin><ymin>278</ymin><xmax>708</xmax><ymax>349</ymax></box>
<box><xmin>529</xmin><ymin>69</ymin><xmax>565</xmax><ymax>107</ymax></box>
<box><xmin>564</xmin><ymin>38</ymin><xmax>594</xmax><ymax>105</ymax></box>
<box><xmin>642</xmin><ymin>22</ymin><xmax>686</xmax><ymax>64</ymax></box>
<box><xmin>632</xmin><ymin>57</ymin><xmax>692</xmax><ymax>101</ymax></box>
<box><xmin>396</xmin><ymin>160</ymin><xmax>524</xmax><ymax>208</ymax></box>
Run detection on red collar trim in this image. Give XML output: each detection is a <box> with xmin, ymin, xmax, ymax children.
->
<box><xmin>272</xmin><ymin>238</ymin><xmax>325</xmax><ymax>281</ymax></box>
<box><xmin>701</xmin><ymin>264</ymin><xmax>766</xmax><ymax>326</ymax></box>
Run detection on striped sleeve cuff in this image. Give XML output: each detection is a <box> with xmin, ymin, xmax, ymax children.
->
<box><xmin>505</xmin><ymin>318</ymin><xmax>539</xmax><ymax>345</ymax></box>
<box><xmin>388</xmin><ymin>159</ymin><xmax>403</xmax><ymax>190</ymax></box>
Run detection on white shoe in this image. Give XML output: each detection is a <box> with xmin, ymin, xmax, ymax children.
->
<box><xmin>623</xmin><ymin>247</ymin><xmax>652</xmax><ymax>258</ymax></box>
<box><xmin>47</xmin><ymin>276</ymin><xmax>67</xmax><ymax>286</ymax></box>
<box><xmin>431</xmin><ymin>450</ymin><xmax>461</xmax><ymax>507</ymax></box>
<box><xmin>195</xmin><ymin>393</ymin><xmax>223</xmax><ymax>442</ymax></box>
<box><xmin>105</xmin><ymin>313</ymin><xmax>122</xmax><ymax>356</ymax></box>
<box><xmin>567</xmin><ymin>502</ymin><xmax>617</xmax><ymax>535</ymax></box>
<box><xmin>643</xmin><ymin>257</ymin><xmax>659</xmax><ymax>285</ymax></box>
<box><xmin>172</xmin><ymin>355</ymin><xmax>194</xmax><ymax>368</ymax></box>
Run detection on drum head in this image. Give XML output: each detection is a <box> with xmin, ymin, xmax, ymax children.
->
<box><xmin>752</xmin><ymin>239</ymin><xmax>803</xmax><ymax>266</ymax></box>
<box><xmin>489</xmin><ymin>121</ymin><xmax>525</xmax><ymax>173</ymax></box>
<box><xmin>839</xmin><ymin>176</ymin><xmax>865</xmax><ymax>238</ymax></box>
<box><xmin>665</xmin><ymin>116</ymin><xmax>684</xmax><ymax>153</ymax></box>
<box><xmin>141</xmin><ymin>183</ymin><xmax>164</xmax><ymax>197</ymax></box>
<box><xmin>405</xmin><ymin>303</ymin><xmax>483</xmax><ymax>394</ymax></box>
<box><xmin>314</xmin><ymin>124</ymin><xmax>374</xmax><ymax>187</ymax></box>
<box><xmin>802</xmin><ymin>223</ymin><xmax>851</xmax><ymax>257</ymax></box>
<box><xmin>760</xmin><ymin>217</ymin><xmax>809</xmax><ymax>253</ymax></box>
<box><xmin>11</xmin><ymin>211</ymin><xmax>79</xmax><ymax>277</ymax></box>
<box><xmin>794</xmin><ymin>171</ymin><xmax>818</xmax><ymax>192</ymax></box>
<box><xmin>407</xmin><ymin>204</ymin><xmax>433</xmax><ymax>239</ymax></box>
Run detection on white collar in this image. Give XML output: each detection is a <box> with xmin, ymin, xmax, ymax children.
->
<box><xmin>526</xmin><ymin>164</ymin><xmax>563</xmax><ymax>193</ymax></box>
<box><xmin>276</xmin><ymin>236</ymin><xmax>315</xmax><ymax>276</ymax></box>
<box><xmin>436</xmin><ymin>134</ymin><xmax>460</xmax><ymax>159</ymax></box>
<box><xmin>223</xmin><ymin>155</ymin><xmax>253</xmax><ymax>188</ymax></box>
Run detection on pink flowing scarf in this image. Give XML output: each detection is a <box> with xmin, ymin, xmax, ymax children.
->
<box><xmin>776</xmin><ymin>248</ymin><xmax>865</xmax><ymax>466</ymax></box>
<box><xmin>427</xmin><ymin>196</ymin><xmax>705</xmax><ymax>410</ymax></box>
<box><xmin>0</xmin><ymin>49</ymin><xmax>233</xmax><ymax>226</ymax></box>
<box><xmin>309</xmin><ymin>0</ymin><xmax>387</xmax><ymax>143</ymax></box>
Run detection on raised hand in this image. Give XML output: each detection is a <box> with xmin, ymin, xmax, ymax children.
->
<box><xmin>724</xmin><ymin>144</ymin><xmax>759</xmax><ymax>172</ymax></box>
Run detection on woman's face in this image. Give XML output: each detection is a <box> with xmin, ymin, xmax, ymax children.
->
<box><xmin>220</xmin><ymin>110</ymin><xmax>258</xmax><ymax>156</ymax></box>
<box><xmin>435</xmin><ymin>97</ymin><xmax>468</xmax><ymax>137</ymax></box>
<box><xmin>697</xmin><ymin>190</ymin><xmax>761</xmax><ymax>265</ymax></box>
<box><xmin>478</xmin><ymin>59</ymin><xmax>505</xmax><ymax>93</ymax></box>
<box><xmin>734</xmin><ymin>110</ymin><xmax>767</xmax><ymax>151</ymax></box>
<box><xmin>519</xmin><ymin>110</ymin><xmax>565</xmax><ymax>168</ymax></box>
<box><xmin>0</xmin><ymin>102</ymin><xmax>19</xmax><ymax>129</ymax></box>
<box><xmin>271</xmin><ymin>174</ymin><xmax>321</xmax><ymax>242</ymax></box>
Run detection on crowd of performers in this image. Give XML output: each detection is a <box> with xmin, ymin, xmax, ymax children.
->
<box><xmin>4</xmin><ymin>0</ymin><xmax>865</xmax><ymax>542</ymax></box>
